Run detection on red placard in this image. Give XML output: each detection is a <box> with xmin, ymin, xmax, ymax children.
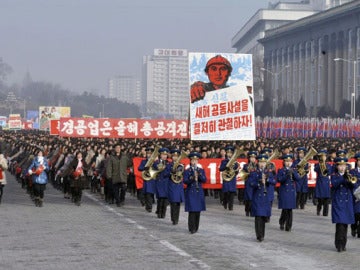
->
<box><xmin>50</xmin><ymin>120</ymin><xmax>60</xmax><ymax>135</ymax></box>
<box><xmin>133</xmin><ymin>158</ymin><xmax>355</xmax><ymax>190</ymax></box>
<box><xmin>59</xmin><ymin>118</ymin><xmax>189</xmax><ymax>138</ymax></box>
<box><xmin>23</xmin><ymin>121</ymin><xmax>33</xmax><ymax>130</ymax></box>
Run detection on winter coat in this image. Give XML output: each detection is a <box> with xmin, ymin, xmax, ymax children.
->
<box><xmin>243</xmin><ymin>162</ymin><xmax>256</xmax><ymax>201</ymax></box>
<box><xmin>277</xmin><ymin>167</ymin><xmax>296</xmax><ymax>209</ymax></box>
<box><xmin>106</xmin><ymin>153</ymin><xmax>133</xmax><ymax>184</ymax></box>
<box><xmin>183</xmin><ymin>165</ymin><xmax>206</xmax><ymax>212</ymax></box>
<box><xmin>0</xmin><ymin>154</ymin><xmax>8</xmax><ymax>185</ymax></box>
<box><xmin>314</xmin><ymin>163</ymin><xmax>332</xmax><ymax>199</ymax></box>
<box><xmin>153</xmin><ymin>159</ymin><xmax>171</xmax><ymax>198</ymax></box>
<box><xmin>219</xmin><ymin>158</ymin><xmax>238</xmax><ymax>193</ymax></box>
<box><xmin>331</xmin><ymin>173</ymin><xmax>355</xmax><ymax>224</ymax></box>
<box><xmin>248</xmin><ymin>169</ymin><xmax>276</xmax><ymax>217</ymax></box>
<box><xmin>138</xmin><ymin>158</ymin><xmax>156</xmax><ymax>194</ymax></box>
<box><xmin>27</xmin><ymin>156</ymin><xmax>50</xmax><ymax>185</ymax></box>
<box><xmin>292</xmin><ymin>159</ymin><xmax>309</xmax><ymax>193</ymax></box>
<box><xmin>168</xmin><ymin>162</ymin><xmax>184</xmax><ymax>203</ymax></box>
<box><xmin>69</xmin><ymin>158</ymin><xmax>89</xmax><ymax>189</ymax></box>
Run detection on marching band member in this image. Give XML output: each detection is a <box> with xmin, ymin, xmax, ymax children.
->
<box><xmin>314</xmin><ymin>150</ymin><xmax>332</xmax><ymax>216</ymax></box>
<box><xmin>248</xmin><ymin>154</ymin><xmax>276</xmax><ymax>242</ymax></box>
<box><xmin>138</xmin><ymin>147</ymin><xmax>156</xmax><ymax>213</ymax></box>
<box><xmin>153</xmin><ymin>147</ymin><xmax>171</xmax><ymax>219</ymax></box>
<box><xmin>242</xmin><ymin>151</ymin><xmax>257</xmax><ymax>216</ymax></box>
<box><xmin>333</xmin><ymin>149</ymin><xmax>351</xmax><ymax>171</ymax></box>
<box><xmin>350</xmin><ymin>153</ymin><xmax>360</xmax><ymax>238</ymax></box>
<box><xmin>27</xmin><ymin>149</ymin><xmax>50</xmax><ymax>207</ymax></box>
<box><xmin>183</xmin><ymin>152</ymin><xmax>207</xmax><ymax>234</ymax></box>
<box><xmin>168</xmin><ymin>149</ymin><xmax>185</xmax><ymax>225</ymax></box>
<box><xmin>261</xmin><ymin>148</ymin><xmax>276</xmax><ymax>206</ymax></box>
<box><xmin>331</xmin><ymin>157</ymin><xmax>355</xmax><ymax>252</ymax></box>
<box><xmin>219</xmin><ymin>146</ymin><xmax>239</xmax><ymax>211</ymax></box>
<box><xmin>277</xmin><ymin>154</ymin><xmax>297</xmax><ymax>231</ymax></box>
<box><xmin>293</xmin><ymin>147</ymin><xmax>309</xmax><ymax>209</ymax></box>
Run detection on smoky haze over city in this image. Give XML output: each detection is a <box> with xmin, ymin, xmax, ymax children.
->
<box><xmin>0</xmin><ymin>0</ymin><xmax>285</xmax><ymax>94</ymax></box>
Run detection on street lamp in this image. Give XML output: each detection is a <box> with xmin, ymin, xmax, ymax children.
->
<box><xmin>23</xmin><ymin>99</ymin><xmax>26</xmax><ymax>119</ymax></box>
<box><xmin>261</xmin><ymin>65</ymin><xmax>289</xmax><ymax>116</ymax></box>
<box><xmin>334</xmin><ymin>58</ymin><xmax>357</xmax><ymax>119</ymax></box>
<box><xmin>98</xmin><ymin>103</ymin><xmax>105</xmax><ymax>118</ymax></box>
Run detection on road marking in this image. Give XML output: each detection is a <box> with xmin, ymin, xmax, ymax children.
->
<box><xmin>159</xmin><ymin>240</ymin><xmax>190</xmax><ymax>257</ymax></box>
<box><xmin>125</xmin><ymin>218</ymin><xmax>136</xmax><ymax>224</ymax></box>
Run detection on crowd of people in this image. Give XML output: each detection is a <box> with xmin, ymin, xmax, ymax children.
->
<box><xmin>0</xmin><ymin>130</ymin><xmax>359</xmax><ymax>252</ymax></box>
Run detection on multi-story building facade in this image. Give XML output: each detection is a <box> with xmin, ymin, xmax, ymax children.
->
<box><xmin>231</xmin><ymin>0</ymin><xmax>354</xmax><ymax>105</ymax></box>
<box><xmin>142</xmin><ymin>49</ymin><xmax>188</xmax><ymax>119</ymax></box>
<box><xmin>108</xmin><ymin>75</ymin><xmax>141</xmax><ymax>105</ymax></box>
<box><xmin>260</xmin><ymin>0</ymin><xmax>359</xmax><ymax>117</ymax></box>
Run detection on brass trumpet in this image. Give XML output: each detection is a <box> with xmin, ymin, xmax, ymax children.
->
<box><xmin>238</xmin><ymin>170</ymin><xmax>250</xmax><ymax>181</ymax></box>
<box><xmin>345</xmin><ymin>169</ymin><xmax>358</xmax><ymax>184</ymax></box>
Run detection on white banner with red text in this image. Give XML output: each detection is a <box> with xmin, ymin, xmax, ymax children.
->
<box><xmin>189</xmin><ymin>52</ymin><xmax>255</xmax><ymax>140</ymax></box>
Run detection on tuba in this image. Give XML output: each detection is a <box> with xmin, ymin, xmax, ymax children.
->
<box><xmin>346</xmin><ymin>150</ymin><xmax>355</xmax><ymax>159</ymax></box>
<box><xmin>297</xmin><ymin>147</ymin><xmax>318</xmax><ymax>177</ymax></box>
<box><xmin>222</xmin><ymin>148</ymin><xmax>242</xmax><ymax>181</ymax></box>
<box><xmin>319</xmin><ymin>159</ymin><xmax>328</xmax><ymax>176</ymax></box>
<box><xmin>171</xmin><ymin>151</ymin><xmax>187</xmax><ymax>184</ymax></box>
<box><xmin>141</xmin><ymin>145</ymin><xmax>160</xmax><ymax>181</ymax></box>
<box><xmin>239</xmin><ymin>161</ymin><xmax>257</xmax><ymax>181</ymax></box>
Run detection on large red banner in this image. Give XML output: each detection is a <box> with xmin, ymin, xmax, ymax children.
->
<box><xmin>58</xmin><ymin>118</ymin><xmax>189</xmax><ymax>138</ymax></box>
<box><xmin>50</xmin><ymin>120</ymin><xmax>60</xmax><ymax>135</ymax></box>
<box><xmin>133</xmin><ymin>158</ymin><xmax>356</xmax><ymax>189</ymax></box>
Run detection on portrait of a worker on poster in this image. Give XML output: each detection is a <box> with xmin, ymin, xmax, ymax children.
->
<box><xmin>189</xmin><ymin>52</ymin><xmax>255</xmax><ymax>140</ymax></box>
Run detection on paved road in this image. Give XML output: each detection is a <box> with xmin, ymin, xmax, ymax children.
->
<box><xmin>1</xmin><ymin>172</ymin><xmax>360</xmax><ymax>270</ymax></box>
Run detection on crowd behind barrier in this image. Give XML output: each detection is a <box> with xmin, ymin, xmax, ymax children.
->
<box><xmin>0</xmin><ymin>128</ymin><xmax>358</xmax><ymax>195</ymax></box>
<box><xmin>255</xmin><ymin>117</ymin><xmax>360</xmax><ymax>138</ymax></box>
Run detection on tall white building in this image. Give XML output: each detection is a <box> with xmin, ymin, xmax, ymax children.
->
<box><xmin>108</xmin><ymin>75</ymin><xmax>141</xmax><ymax>105</ymax></box>
<box><xmin>260</xmin><ymin>0</ymin><xmax>360</xmax><ymax>117</ymax></box>
<box><xmin>231</xmin><ymin>0</ymin><xmax>354</xmax><ymax>104</ymax></box>
<box><xmin>142</xmin><ymin>49</ymin><xmax>189</xmax><ymax>119</ymax></box>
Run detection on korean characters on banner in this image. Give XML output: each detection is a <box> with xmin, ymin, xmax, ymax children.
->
<box><xmin>133</xmin><ymin>158</ymin><xmax>347</xmax><ymax>190</ymax></box>
<box><xmin>58</xmin><ymin>118</ymin><xmax>189</xmax><ymax>139</ymax></box>
<box><xmin>189</xmin><ymin>53</ymin><xmax>255</xmax><ymax>140</ymax></box>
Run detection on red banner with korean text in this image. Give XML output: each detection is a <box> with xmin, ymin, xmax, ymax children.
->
<box><xmin>133</xmin><ymin>158</ymin><xmax>355</xmax><ymax>189</ymax></box>
<box><xmin>58</xmin><ymin>118</ymin><xmax>189</xmax><ymax>139</ymax></box>
<box><xmin>50</xmin><ymin>120</ymin><xmax>60</xmax><ymax>135</ymax></box>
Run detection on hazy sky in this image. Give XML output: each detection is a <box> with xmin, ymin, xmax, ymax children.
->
<box><xmin>0</xmin><ymin>0</ymin><xmax>287</xmax><ymax>94</ymax></box>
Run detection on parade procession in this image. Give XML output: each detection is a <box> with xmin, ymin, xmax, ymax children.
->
<box><xmin>1</xmin><ymin>0</ymin><xmax>360</xmax><ymax>269</ymax></box>
<box><xmin>1</xmin><ymin>47</ymin><xmax>360</xmax><ymax>270</ymax></box>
